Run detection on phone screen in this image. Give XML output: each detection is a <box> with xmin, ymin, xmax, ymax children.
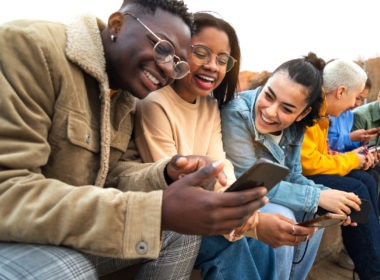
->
<box><xmin>298</xmin><ymin>213</ymin><xmax>347</xmax><ymax>228</ymax></box>
<box><xmin>225</xmin><ymin>158</ymin><xmax>289</xmax><ymax>192</ymax></box>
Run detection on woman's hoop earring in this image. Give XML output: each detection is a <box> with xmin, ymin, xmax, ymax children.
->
<box><xmin>111</xmin><ymin>34</ymin><xmax>117</xmax><ymax>42</ymax></box>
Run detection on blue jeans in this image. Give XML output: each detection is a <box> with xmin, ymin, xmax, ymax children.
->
<box><xmin>194</xmin><ymin>235</ymin><xmax>277</xmax><ymax>280</ymax></box>
<box><xmin>260</xmin><ymin>203</ymin><xmax>324</xmax><ymax>280</ymax></box>
<box><xmin>308</xmin><ymin>169</ymin><xmax>380</xmax><ymax>280</ymax></box>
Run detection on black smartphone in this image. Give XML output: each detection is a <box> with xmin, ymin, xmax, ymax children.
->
<box><xmin>298</xmin><ymin>213</ymin><xmax>347</xmax><ymax>228</ymax></box>
<box><xmin>316</xmin><ymin>198</ymin><xmax>371</xmax><ymax>224</ymax></box>
<box><xmin>350</xmin><ymin>199</ymin><xmax>371</xmax><ymax>224</ymax></box>
<box><xmin>225</xmin><ymin>158</ymin><xmax>290</xmax><ymax>192</ymax></box>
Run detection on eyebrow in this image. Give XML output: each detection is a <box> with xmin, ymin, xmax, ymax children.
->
<box><xmin>267</xmin><ymin>86</ymin><xmax>297</xmax><ymax>109</ymax></box>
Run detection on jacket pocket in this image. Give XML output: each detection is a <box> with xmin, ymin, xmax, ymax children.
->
<box><xmin>67</xmin><ymin>114</ymin><xmax>100</xmax><ymax>153</ymax></box>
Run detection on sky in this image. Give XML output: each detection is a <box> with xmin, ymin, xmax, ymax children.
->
<box><xmin>1</xmin><ymin>0</ymin><xmax>379</xmax><ymax>72</ymax></box>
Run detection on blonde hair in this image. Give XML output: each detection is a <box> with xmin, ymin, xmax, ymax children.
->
<box><xmin>323</xmin><ymin>59</ymin><xmax>367</xmax><ymax>95</ymax></box>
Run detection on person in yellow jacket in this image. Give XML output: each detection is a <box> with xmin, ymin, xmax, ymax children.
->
<box><xmin>301</xmin><ymin>59</ymin><xmax>380</xmax><ymax>279</ymax></box>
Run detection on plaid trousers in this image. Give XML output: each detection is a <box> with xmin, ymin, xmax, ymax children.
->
<box><xmin>0</xmin><ymin>231</ymin><xmax>201</xmax><ymax>280</ymax></box>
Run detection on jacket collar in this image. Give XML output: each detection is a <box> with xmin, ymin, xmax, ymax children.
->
<box><xmin>240</xmin><ymin>88</ymin><xmax>304</xmax><ymax>163</ymax></box>
<box><xmin>66</xmin><ymin>15</ymin><xmax>108</xmax><ymax>85</ymax></box>
<box><xmin>65</xmin><ymin>15</ymin><xmax>111</xmax><ymax>186</ymax></box>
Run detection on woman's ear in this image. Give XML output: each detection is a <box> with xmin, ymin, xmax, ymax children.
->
<box><xmin>295</xmin><ymin>106</ymin><xmax>312</xmax><ymax>122</ymax></box>
<box><xmin>336</xmin><ymin>85</ymin><xmax>346</xmax><ymax>100</ymax></box>
<box><xmin>108</xmin><ymin>12</ymin><xmax>125</xmax><ymax>38</ymax></box>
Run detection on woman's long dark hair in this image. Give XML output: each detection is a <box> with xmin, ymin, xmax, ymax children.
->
<box><xmin>271</xmin><ymin>52</ymin><xmax>325</xmax><ymax>128</ymax></box>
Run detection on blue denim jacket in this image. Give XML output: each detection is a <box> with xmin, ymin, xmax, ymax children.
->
<box><xmin>221</xmin><ymin>88</ymin><xmax>329</xmax><ymax>213</ymax></box>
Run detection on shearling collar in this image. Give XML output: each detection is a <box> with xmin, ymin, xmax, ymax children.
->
<box><xmin>65</xmin><ymin>14</ymin><xmax>111</xmax><ymax>187</ymax></box>
<box><xmin>65</xmin><ymin>15</ymin><xmax>108</xmax><ymax>85</ymax></box>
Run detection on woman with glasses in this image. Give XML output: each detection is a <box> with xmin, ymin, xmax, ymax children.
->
<box><xmin>133</xmin><ymin>12</ymin><xmax>240</xmax><ymax>188</ymax></box>
<box><xmin>0</xmin><ymin>1</ymin><xmax>270</xmax><ymax>279</ymax></box>
<box><xmin>134</xmin><ymin>12</ymin><xmax>289</xmax><ymax>280</ymax></box>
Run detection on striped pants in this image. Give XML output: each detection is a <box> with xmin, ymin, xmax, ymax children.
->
<box><xmin>0</xmin><ymin>231</ymin><xmax>200</xmax><ymax>280</ymax></box>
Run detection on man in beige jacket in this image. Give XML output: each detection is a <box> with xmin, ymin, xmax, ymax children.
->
<box><xmin>0</xmin><ymin>0</ymin><xmax>267</xmax><ymax>279</ymax></box>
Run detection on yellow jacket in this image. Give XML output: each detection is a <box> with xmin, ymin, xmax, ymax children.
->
<box><xmin>301</xmin><ymin>109</ymin><xmax>360</xmax><ymax>176</ymax></box>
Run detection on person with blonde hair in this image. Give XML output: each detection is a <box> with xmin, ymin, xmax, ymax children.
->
<box><xmin>301</xmin><ymin>59</ymin><xmax>380</xmax><ymax>279</ymax></box>
<box><xmin>195</xmin><ymin>53</ymin><xmax>359</xmax><ymax>280</ymax></box>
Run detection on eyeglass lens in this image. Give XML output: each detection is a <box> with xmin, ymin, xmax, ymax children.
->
<box><xmin>123</xmin><ymin>12</ymin><xmax>190</xmax><ymax>79</ymax></box>
<box><xmin>154</xmin><ymin>41</ymin><xmax>190</xmax><ymax>79</ymax></box>
<box><xmin>192</xmin><ymin>45</ymin><xmax>236</xmax><ymax>72</ymax></box>
<box><xmin>153</xmin><ymin>40</ymin><xmax>174</xmax><ymax>63</ymax></box>
<box><xmin>172</xmin><ymin>61</ymin><xmax>191</xmax><ymax>79</ymax></box>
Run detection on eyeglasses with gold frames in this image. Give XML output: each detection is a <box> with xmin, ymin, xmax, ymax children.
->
<box><xmin>190</xmin><ymin>44</ymin><xmax>236</xmax><ymax>73</ymax></box>
<box><xmin>123</xmin><ymin>12</ymin><xmax>190</xmax><ymax>79</ymax></box>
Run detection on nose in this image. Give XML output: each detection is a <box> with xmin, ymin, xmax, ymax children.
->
<box><xmin>157</xmin><ymin>61</ymin><xmax>175</xmax><ymax>78</ymax></box>
<box><xmin>203</xmin><ymin>55</ymin><xmax>219</xmax><ymax>71</ymax></box>
<box><xmin>266</xmin><ymin>103</ymin><xmax>279</xmax><ymax>118</ymax></box>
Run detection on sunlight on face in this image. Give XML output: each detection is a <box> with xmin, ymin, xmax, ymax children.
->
<box><xmin>254</xmin><ymin>71</ymin><xmax>310</xmax><ymax>134</ymax></box>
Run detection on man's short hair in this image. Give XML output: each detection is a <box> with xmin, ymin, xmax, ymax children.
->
<box><xmin>121</xmin><ymin>0</ymin><xmax>193</xmax><ymax>29</ymax></box>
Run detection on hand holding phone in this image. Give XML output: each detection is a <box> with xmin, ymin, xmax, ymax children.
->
<box><xmin>225</xmin><ymin>158</ymin><xmax>289</xmax><ymax>192</ymax></box>
<box><xmin>310</xmin><ymin>198</ymin><xmax>371</xmax><ymax>228</ymax></box>
<box><xmin>349</xmin><ymin>198</ymin><xmax>371</xmax><ymax>224</ymax></box>
<box><xmin>298</xmin><ymin>213</ymin><xmax>347</xmax><ymax>228</ymax></box>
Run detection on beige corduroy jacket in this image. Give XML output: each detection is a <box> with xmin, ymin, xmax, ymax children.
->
<box><xmin>0</xmin><ymin>15</ymin><xmax>170</xmax><ymax>259</ymax></box>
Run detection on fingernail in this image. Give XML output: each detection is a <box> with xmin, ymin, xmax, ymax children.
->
<box><xmin>212</xmin><ymin>160</ymin><xmax>223</xmax><ymax>168</ymax></box>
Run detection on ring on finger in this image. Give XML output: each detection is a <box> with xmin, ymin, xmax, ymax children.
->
<box><xmin>291</xmin><ymin>225</ymin><xmax>295</xmax><ymax>235</ymax></box>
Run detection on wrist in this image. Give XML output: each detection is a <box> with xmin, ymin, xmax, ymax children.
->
<box><xmin>245</xmin><ymin>211</ymin><xmax>261</xmax><ymax>240</ymax></box>
<box><xmin>164</xmin><ymin>165</ymin><xmax>174</xmax><ymax>185</ymax></box>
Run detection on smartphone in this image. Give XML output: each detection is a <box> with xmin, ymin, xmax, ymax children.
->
<box><xmin>367</xmin><ymin>145</ymin><xmax>380</xmax><ymax>153</ymax></box>
<box><xmin>225</xmin><ymin>158</ymin><xmax>290</xmax><ymax>192</ymax></box>
<box><xmin>298</xmin><ymin>213</ymin><xmax>347</xmax><ymax>228</ymax></box>
<box><xmin>316</xmin><ymin>198</ymin><xmax>371</xmax><ymax>224</ymax></box>
<box><xmin>350</xmin><ymin>198</ymin><xmax>371</xmax><ymax>224</ymax></box>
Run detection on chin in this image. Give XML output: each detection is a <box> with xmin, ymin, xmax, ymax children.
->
<box><xmin>132</xmin><ymin>88</ymin><xmax>150</xmax><ymax>100</ymax></box>
<box><xmin>200</xmin><ymin>91</ymin><xmax>212</xmax><ymax>97</ymax></box>
<box><xmin>255</xmin><ymin>122</ymin><xmax>267</xmax><ymax>134</ymax></box>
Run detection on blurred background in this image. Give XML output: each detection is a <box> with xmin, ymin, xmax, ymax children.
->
<box><xmin>1</xmin><ymin>0</ymin><xmax>379</xmax><ymax>98</ymax></box>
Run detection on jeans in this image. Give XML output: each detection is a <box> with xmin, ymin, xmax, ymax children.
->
<box><xmin>260</xmin><ymin>203</ymin><xmax>324</xmax><ymax>280</ymax></box>
<box><xmin>367</xmin><ymin>164</ymin><xmax>380</xmax><ymax>214</ymax></box>
<box><xmin>308</xmin><ymin>169</ymin><xmax>380</xmax><ymax>280</ymax></box>
<box><xmin>194</xmin><ymin>235</ymin><xmax>277</xmax><ymax>280</ymax></box>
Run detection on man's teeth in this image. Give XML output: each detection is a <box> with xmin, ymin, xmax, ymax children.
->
<box><xmin>199</xmin><ymin>75</ymin><xmax>215</xmax><ymax>82</ymax></box>
<box><xmin>144</xmin><ymin>70</ymin><xmax>159</xmax><ymax>84</ymax></box>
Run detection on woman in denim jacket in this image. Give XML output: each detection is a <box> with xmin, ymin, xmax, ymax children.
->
<box><xmin>196</xmin><ymin>53</ymin><xmax>361</xmax><ymax>280</ymax></box>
